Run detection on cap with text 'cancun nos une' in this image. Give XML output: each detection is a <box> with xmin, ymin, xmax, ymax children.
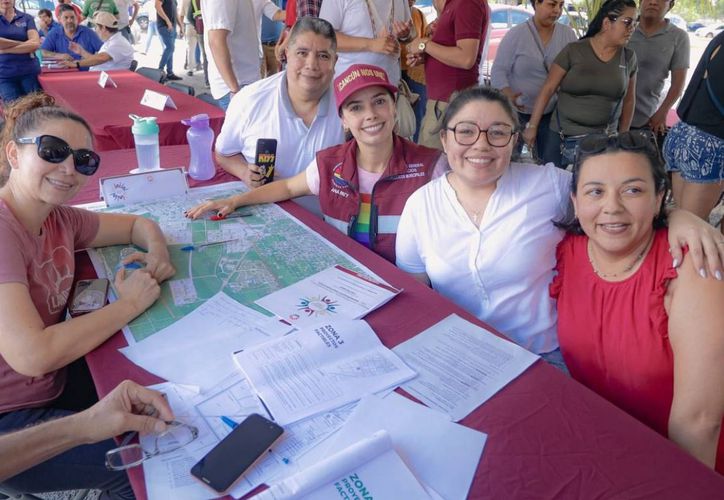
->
<box><xmin>333</xmin><ymin>64</ymin><xmax>398</xmax><ymax>114</ymax></box>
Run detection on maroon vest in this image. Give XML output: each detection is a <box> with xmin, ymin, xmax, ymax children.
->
<box><xmin>316</xmin><ymin>136</ymin><xmax>441</xmax><ymax>263</ymax></box>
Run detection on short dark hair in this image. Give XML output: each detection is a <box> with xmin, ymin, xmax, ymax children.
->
<box><xmin>439</xmin><ymin>86</ymin><xmax>520</xmax><ymax>134</ymax></box>
<box><xmin>58</xmin><ymin>4</ymin><xmax>77</xmax><ymax>16</ymax></box>
<box><xmin>583</xmin><ymin>0</ymin><xmax>637</xmax><ymax>38</ymax></box>
<box><xmin>287</xmin><ymin>16</ymin><xmax>337</xmax><ymax>52</ymax></box>
<box><xmin>555</xmin><ymin>132</ymin><xmax>669</xmax><ymax>234</ymax></box>
<box><xmin>38</xmin><ymin>8</ymin><xmax>52</xmax><ymax>17</ymax></box>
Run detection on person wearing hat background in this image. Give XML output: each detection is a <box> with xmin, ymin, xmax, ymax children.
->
<box><xmin>186</xmin><ymin>63</ymin><xmax>447</xmax><ymax>263</ymax></box>
<box><xmin>62</xmin><ymin>11</ymin><xmax>134</xmax><ymax>71</ymax></box>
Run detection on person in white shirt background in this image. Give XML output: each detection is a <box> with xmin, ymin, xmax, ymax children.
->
<box><xmin>63</xmin><ymin>11</ymin><xmax>134</xmax><ymax>71</ymax></box>
<box><xmin>201</xmin><ymin>0</ymin><xmax>285</xmax><ymax>110</ymax></box>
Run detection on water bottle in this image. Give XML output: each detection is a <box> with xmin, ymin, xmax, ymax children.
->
<box><xmin>129</xmin><ymin>114</ymin><xmax>161</xmax><ymax>172</ymax></box>
<box><xmin>181</xmin><ymin>113</ymin><xmax>215</xmax><ymax>181</ymax></box>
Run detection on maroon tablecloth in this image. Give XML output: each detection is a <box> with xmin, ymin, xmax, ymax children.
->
<box><xmin>69</xmin><ymin>145</ymin><xmax>235</xmax><ymax>205</ymax></box>
<box><xmin>39</xmin><ymin>70</ymin><xmax>224</xmax><ymax>152</ymax></box>
<box><xmin>78</xmin><ymin>151</ymin><xmax>724</xmax><ymax>499</ymax></box>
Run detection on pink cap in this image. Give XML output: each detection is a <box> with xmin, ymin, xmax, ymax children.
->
<box><xmin>334</xmin><ymin>64</ymin><xmax>398</xmax><ymax>113</ymax></box>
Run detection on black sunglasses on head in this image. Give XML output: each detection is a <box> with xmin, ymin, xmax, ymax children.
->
<box><xmin>575</xmin><ymin>131</ymin><xmax>658</xmax><ymax>164</ymax></box>
<box><xmin>15</xmin><ymin>135</ymin><xmax>100</xmax><ymax>176</ymax></box>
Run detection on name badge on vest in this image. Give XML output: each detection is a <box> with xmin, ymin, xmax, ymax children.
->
<box><xmin>140</xmin><ymin>89</ymin><xmax>177</xmax><ymax>111</ymax></box>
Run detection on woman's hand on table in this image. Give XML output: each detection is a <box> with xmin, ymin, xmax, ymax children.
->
<box><xmin>185</xmin><ymin>197</ymin><xmax>238</xmax><ymax>220</ymax></box>
<box><xmin>114</xmin><ymin>267</ymin><xmax>161</xmax><ymax>315</ymax></box>
<box><xmin>122</xmin><ymin>251</ymin><xmax>176</xmax><ymax>283</ymax></box>
<box><xmin>667</xmin><ymin>208</ymin><xmax>724</xmax><ymax>280</ymax></box>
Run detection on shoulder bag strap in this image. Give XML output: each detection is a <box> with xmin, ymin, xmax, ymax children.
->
<box><xmin>525</xmin><ymin>19</ymin><xmax>549</xmax><ymax>73</ymax></box>
<box><xmin>362</xmin><ymin>0</ymin><xmax>381</xmax><ymax>37</ymax></box>
<box><xmin>605</xmin><ymin>48</ymin><xmax>628</xmax><ymax>134</ymax></box>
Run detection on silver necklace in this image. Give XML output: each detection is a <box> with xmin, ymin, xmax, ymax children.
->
<box><xmin>588</xmin><ymin>234</ymin><xmax>653</xmax><ymax>279</ymax></box>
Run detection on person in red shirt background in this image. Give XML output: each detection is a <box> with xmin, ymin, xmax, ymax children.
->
<box><xmin>406</xmin><ymin>0</ymin><xmax>489</xmax><ymax>149</ymax></box>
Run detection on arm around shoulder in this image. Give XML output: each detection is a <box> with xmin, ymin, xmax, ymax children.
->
<box><xmin>666</xmin><ymin>256</ymin><xmax>724</xmax><ymax>469</ymax></box>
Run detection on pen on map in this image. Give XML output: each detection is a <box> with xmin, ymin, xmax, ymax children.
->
<box><xmin>221</xmin><ymin>416</ymin><xmax>238</xmax><ymax>430</ymax></box>
<box><xmin>180</xmin><ymin>239</ymin><xmax>239</xmax><ymax>252</ymax></box>
<box><xmin>210</xmin><ymin>211</ymin><xmax>253</xmax><ymax>221</ymax></box>
<box><xmin>114</xmin><ymin>261</ymin><xmax>143</xmax><ymax>273</ymax></box>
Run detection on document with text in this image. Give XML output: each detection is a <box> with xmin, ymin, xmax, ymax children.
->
<box><xmin>256</xmin><ymin>430</ymin><xmax>430</xmax><ymax>500</ymax></box>
<box><xmin>255</xmin><ymin>265</ymin><xmax>401</xmax><ymax>328</ymax></box>
<box><xmin>234</xmin><ymin>320</ymin><xmax>417</xmax><ymax>425</ymax></box>
<box><xmin>393</xmin><ymin>314</ymin><xmax>539</xmax><ymax>421</ymax></box>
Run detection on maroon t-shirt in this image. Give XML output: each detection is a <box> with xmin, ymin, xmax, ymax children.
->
<box><xmin>425</xmin><ymin>0</ymin><xmax>488</xmax><ymax>102</ymax></box>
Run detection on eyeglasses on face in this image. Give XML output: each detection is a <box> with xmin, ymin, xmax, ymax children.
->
<box><xmin>105</xmin><ymin>421</ymin><xmax>199</xmax><ymax>471</ymax></box>
<box><xmin>608</xmin><ymin>15</ymin><xmax>638</xmax><ymax>29</ymax></box>
<box><xmin>15</xmin><ymin>135</ymin><xmax>101</xmax><ymax>176</ymax></box>
<box><xmin>445</xmin><ymin>122</ymin><xmax>516</xmax><ymax>147</ymax></box>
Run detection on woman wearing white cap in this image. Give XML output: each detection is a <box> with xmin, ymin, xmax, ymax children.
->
<box><xmin>186</xmin><ymin>63</ymin><xmax>447</xmax><ymax>263</ymax></box>
<box><xmin>62</xmin><ymin>11</ymin><xmax>134</xmax><ymax>71</ymax></box>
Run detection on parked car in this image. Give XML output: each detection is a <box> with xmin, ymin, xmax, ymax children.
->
<box><xmin>688</xmin><ymin>21</ymin><xmax>706</xmax><ymax>32</ymax></box>
<box><xmin>665</xmin><ymin>14</ymin><xmax>687</xmax><ymax>31</ymax></box>
<box><xmin>15</xmin><ymin>0</ymin><xmax>54</xmax><ymax>17</ymax></box>
<box><xmin>696</xmin><ymin>23</ymin><xmax>724</xmax><ymax>38</ymax></box>
<box><xmin>484</xmin><ymin>5</ymin><xmax>533</xmax><ymax>76</ymax></box>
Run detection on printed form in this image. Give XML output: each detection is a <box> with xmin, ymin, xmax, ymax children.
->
<box><xmin>394</xmin><ymin>314</ymin><xmax>539</xmax><ymax>421</ymax></box>
<box><xmin>234</xmin><ymin>320</ymin><xmax>417</xmax><ymax>425</ymax></box>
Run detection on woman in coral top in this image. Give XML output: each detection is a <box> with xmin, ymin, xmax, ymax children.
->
<box><xmin>551</xmin><ymin>132</ymin><xmax>724</xmax><ymax>473</ymax></box>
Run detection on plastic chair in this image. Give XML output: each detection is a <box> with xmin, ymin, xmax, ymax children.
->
<box><xmin>135</xmin><ymin>67</ymin><xmax>165</xmax><ymax>83</ymax></box>
<box><xmin>196</xmin><ymin>93</ymin><xmax>222</xmax><ymax>109</ymax></box>
<box><xmin>166</xmin><ymin>81</ymin><xmax>195</xmax><ymax>96</ymax></box>
<box><xmin>129</xmin><ymin>60</ymin><xmax>138</xmax><ymax>72</ymax></box>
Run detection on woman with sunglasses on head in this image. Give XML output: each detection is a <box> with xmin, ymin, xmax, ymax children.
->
<box><xmin>186</xmin><ymin>64</ymin><xmax>445</xmax><ymax>264</ymax></box>
<box><xmin>396</xmin><ymin>86</ymin><xmax>724</xmax><ymax>369</ymax></box>
<box><xmin>522</xmin><ymin>0</ymin><xmax>639</xmax><ymax>168</ymax></box>
<box><xmin>551</xmin><ymin>133</ymin><xmax>724</xmax><ymax>473</ymax></box>
<box><xmin>0</xmin><ymin>93</ymin><xmax>174</xmax><ymax>497</ymax></box>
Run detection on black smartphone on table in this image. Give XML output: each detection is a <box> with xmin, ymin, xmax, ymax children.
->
<box><xmin>68</xmin><ymin>279</ymin><xmax>109</xmax><ymax>317</ymax></box>
<box><xmin>255</xmin><ymin>138</ymin><xmax>278</xmax><ymax>185</ymax></box>
<box><xmin>190</xmin><ymin>413</ymin><xmax>284</xmax><ymax>493</ymax></box>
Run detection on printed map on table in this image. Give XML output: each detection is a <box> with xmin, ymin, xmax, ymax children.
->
<box><xmin>87</xmin><ymin>183</ymin><xmax>373</xmax><ymax>343</ymax></box>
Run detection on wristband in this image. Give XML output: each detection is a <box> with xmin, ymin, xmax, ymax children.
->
<box><xmin>525</xmin><ymin>122</ymin><xmax>537</xmax><ymax>130</ymax></box>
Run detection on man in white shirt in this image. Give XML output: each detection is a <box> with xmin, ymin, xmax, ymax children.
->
<box><xmin>201</xmin><ymin>0</ymin><xmax>285</xmax><ymax>110</ymax></box>
<box><xmin>63</xmin><ymin>11</ymin><xmax>134</xmax><ymax>71</ymax></box>
<box><xmin>320</xmin><ymin>0</ymin><xmax>412</xmax><ymax>85</ymax></box>
<box><xmin>215</xmin><ymin>17</ymin><xmax>345</xmax><ymax>212</ymax></box>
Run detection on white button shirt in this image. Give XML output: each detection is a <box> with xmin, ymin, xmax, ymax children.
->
<box><xmin>396</xmin><ymin>163</ymin><xmax>571</xmax><ymax>354</ymax></box>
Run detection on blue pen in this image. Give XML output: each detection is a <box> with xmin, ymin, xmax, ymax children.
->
<box><xmin>221</xmin><ymin>416</ymin><xmax>238</xmax><ymax>430</ymax></box>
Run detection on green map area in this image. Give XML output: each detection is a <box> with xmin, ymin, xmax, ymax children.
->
<box><xmin>89</xmin><ymin>185</ymin><xmax>367</xmax><ymax>342</ymax></box>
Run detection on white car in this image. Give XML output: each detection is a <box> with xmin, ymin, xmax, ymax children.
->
<box><xmin>696</xmin><ymin>23</ymin><xmax>724</xmax><ymax>38</ymax></box>
<box><xmin>665</xmin><ymin>14</ymin><xmax>687</xmax><ymax>31</ymax></box>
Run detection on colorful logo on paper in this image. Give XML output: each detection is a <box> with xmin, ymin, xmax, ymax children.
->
<box><xmin>297</xmin><ymin>295</ymin><xmax>339</xmax><ymax>317</ymax></box>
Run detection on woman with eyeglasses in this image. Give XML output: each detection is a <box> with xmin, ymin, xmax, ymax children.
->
<box><xmin>522</xmin><ymin>0</ymin><xmax>639</xmax><ymax>168</ymax></box>
<box><xmin>186</xmin><ymin>64</ymin><xmax>445</xmax><ymax>264</ymax></box>
<box><xmin>396</xmin><ymin>86</ymin><xmax>724</xmax><ymax>369</ymax></box>
<box><xmin>0</xmin><ymin>93</ymin><xmax>175</xmax><ymax>497</ymax></box>
<box><xmin>551</xmin><ymin>133</ymin><xmax>724</xmax><ymax>473</ymax></box>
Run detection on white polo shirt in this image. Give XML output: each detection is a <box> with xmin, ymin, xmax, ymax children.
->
<box><xmin>396</xmin><ymin>163</ymin><xmax>571</xmax><ymax>354</ymax></box>
<box><xmin>90</xmin><ymin>32</ymin><xmax>134</xmax><ymax>71</ymax></box>
<box><xmin>320</xmin><ymin>0</ymin><xmax>411</xmax><ymax>85</ymax></box>
<box><xmin>201</xmin><ymin>0</ymin><xmax>278</xmax><ymax>99</ymax></box>
<box><xmin>216</xmin><ymin>71</ymin><xmax>345</xmax><ymax>180</ymax></box>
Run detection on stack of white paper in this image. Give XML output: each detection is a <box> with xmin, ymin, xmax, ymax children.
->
<box><xmin>394</xmin><ymin>314</ymin><xmax>539</xmax><ymax>421</ymax></box>
<box><xmin>255</xmin><ymin>265</ymin><xmax>401</xmax><ymax>328</ymax></box>
<box><xmin>120</xmin><ymin>292</ymin><xmax>291</xmax><ymax>390</ymax></box>
<box><xmin>234</xmin><ymin>320</ymin><xmax>417</xmax><ymax>425</ymax></box>
<box><xmin>256</xmin><ymin>430</ymin><xmax>430</xmax><ymax>500</ymax></box>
